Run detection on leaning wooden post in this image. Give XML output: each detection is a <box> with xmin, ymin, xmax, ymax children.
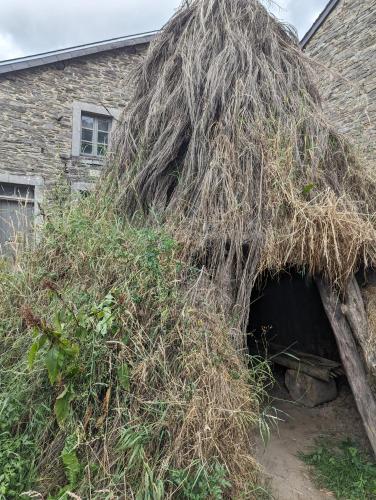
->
<box><xmin>343</xmin><ymin>276</ymin><xmax>376</xmax><ymax>372</ymax></box>
<box><xmin>315</xmin><ymin>276</ymin><xmax>376</xmax><ymax>457</ymax></box>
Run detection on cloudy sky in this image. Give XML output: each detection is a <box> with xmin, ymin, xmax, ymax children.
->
<box><xmin>0</xmin><ymin>0</ymin><xmax>328</xmax><ymax>61</ymax></box>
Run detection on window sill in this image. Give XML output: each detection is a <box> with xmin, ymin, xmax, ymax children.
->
<box><xmin>74</xmin><ymin>156</ymin><xmax>105</xmax><ymax>166</ymax></box>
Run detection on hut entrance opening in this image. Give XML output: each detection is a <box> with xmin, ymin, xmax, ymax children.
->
<box><xmin>247</xmin><ymin>270</ymin><xmax>345</xmax><ymax>407</ymax></box>
<box><xmin>248</xmin><ymin>270</ymin><xmax>339</xmax><ymax>361</ymax></box>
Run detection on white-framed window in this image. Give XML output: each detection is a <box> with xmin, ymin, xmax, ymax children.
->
<box><xmin>0</xmin><ymin>174</ymin><xmax>44</xmax><ymax>255</ymax></box>
<box><xmin>81</xmin><ymin>114</ymin><xmax>111</xmax><ymax>157</ymax></box>
<box><xmin>72</xmin><ymin>102</ymin><xmax>120</xmax><ymax>162</ymax></box>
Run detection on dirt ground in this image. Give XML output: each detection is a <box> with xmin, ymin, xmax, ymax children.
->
<box><xmin>255</xmin><ymin>372</ymin><xmax>370</xmax><ymax>500</ymax></box>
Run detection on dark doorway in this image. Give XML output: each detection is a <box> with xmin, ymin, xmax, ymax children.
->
<box><xmin>247</xmin><ymin>270</ymin><xmax>340</xmax><ymax>361</ymax></box>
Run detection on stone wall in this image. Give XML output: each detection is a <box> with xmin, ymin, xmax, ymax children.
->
<box><xmin>0</xmin><ymin>44</ymin><xmax>147</xmax><ymax>190</ymax></box>
<box><xmin>305</xmin><ymin>0</ymin><xmax>376</xmax><ymax>168</ymax></box>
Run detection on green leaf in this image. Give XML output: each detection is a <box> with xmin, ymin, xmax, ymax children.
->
<box><xmin>60</xmin><ymin>340</ymin><xmax>79</xmax><ymax>358</ymax></box>
<box><xmin>302</xmin><ymin>183</ymin><xmax>315</xmax><ymax>195</ymax></box>
<box><xmin>54</xmin><ymin>385</ymin><xmax>73</xmax><ymax>426</ymax></box>
<box><xmin>52</xmin><ymin>311</ymin><xmax>64</xmax><ymax>334</ymax></box>
<box><xmin>28</xmin><ymin>335</ymin><xmax>48</xmax><ymax>368</ymax></box>
<box><xmin>117</xmin><ymin>362</ymin><xmax>130</xmax><ymax>391</ymax></box>
<box><xmin>61</xmin><ymin>449</ymin><xmax>81</xmax><ymax>486</ymax></box>
<box><xmin>46</xmin><ymin>346</ymin><xmax>61</xmax><ymax>384</ymax></box>
<box><xmin>32</xmin><ymin>325</ymin><xmax>40</xmax><ymax>337</ymax></box>
<box><xmin>28</xmin><ymin>341</ymin><xmax>40</xmax><ymax>368</ymax></box>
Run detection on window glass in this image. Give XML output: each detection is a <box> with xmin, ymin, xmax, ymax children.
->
<box><xmin>81</xmin><ymin>115</ymin><xmax>94</xmax><ymax>129</ymax></box>
<box><xmin>81</xmin><ymin>142</ymin><xmax>93</xmax><ymax>155</ymax></box>
<box><xmin>82</xmin><ymin>128</ymin><xmax>93</xmax><ymax>142</ymax></box>
<box><xmin>14</xmin><ymin>185</ymin><xmax>34</xmax><ymax>199</ymax></box>
<box><xmin>0</xmin><ymin>183</ymin><xmax>15</xmax><ymax>196</ymax></box>
<box><xmin>98</xmin><ymin>118</ymin><xmax>110</xmax><ymax>132</ymax></box>
<box><xmin>97</xmin><ymin>131</ymin><xmax>109</xmax><ymax>145</ymax></box>
<box><xmin>0</xmin><ymin>183</ymin><xmax>34</xmax><ymax>200</ymax></box>
<box><xmin>97</xmin><ymin>145</ymin><xmax>107</xmax><ymax>156</ymax></box>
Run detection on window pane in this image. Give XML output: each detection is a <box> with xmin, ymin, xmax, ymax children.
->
<box><xmin>81</xmin><ymin>115</ymin><xmax>94</xmax><ymax>129</ymax></box>
<box><xmin>98</xmin><ymin>118</ymin><xmax>110</xmax><ymax>132</ymax></box>
<box><xmin>82</xmin><ymin>128</ymin><xmax>93</xmax><ymax>142</ymax></box>
<box><xmin>97</xmin><ymin>144</ymin><xmax>107</xmax><ymax>156</ymax></box>
<box><xmin>81</xmin><ymin>142</ymin><xmax>93</xmax><ymax>155</ymax></box>
<box><xmin>14</xmin><ymin>185</ymin><xmax>34</xmax><ymax>199</ymax></box>
<box><xmin>97</xmin><ymin>131</ymin><xmax>109</xmax><ymax>145</ymax></box>
<box><xmin>0</xmin><ymin>183</ymin><xmax>16</xmax><ymax>196</ymax></box>
<box><xmin>0</xmin><ymin>183</ymin><xmax>34</xmax><ymax>199</ymax></box>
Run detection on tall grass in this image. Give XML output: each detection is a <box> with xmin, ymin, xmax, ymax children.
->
<box><xmin>0</xmin><ymin>192</ymin><xmax>270</xmax><ymax>498</ymax></box>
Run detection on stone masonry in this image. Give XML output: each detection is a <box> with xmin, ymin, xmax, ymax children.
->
<box><xmin>305</xmin><ymin>0</ymin><xmax>376</xmax><ymax>168</ymax></box>
<box><xmin>0</xmin><ymin>44</ymin><xmax>148</xmax><ymax>191</ymax></box>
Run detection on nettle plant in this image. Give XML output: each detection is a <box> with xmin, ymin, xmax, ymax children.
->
<box><xmin>21</xmin><ymin>288</ymin><xmax>125</xmax><ymax>496</ymax></box>
<box><xmin>25</xmin><ymin>288</ymin><xmax>120</xmax><ymax>428</ymax></box>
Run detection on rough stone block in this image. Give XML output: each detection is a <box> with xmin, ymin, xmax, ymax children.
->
<box><xmin>285</xmin><ymin>369</ymin><xmax>337</xmax><ymax>408</ymax></box>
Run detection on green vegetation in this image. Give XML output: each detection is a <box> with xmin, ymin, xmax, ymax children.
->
<box><xmin>0</xmin><ymin>192</ymin><xmax>268</xmax><ymax>498</ymax></box>
<box><xmin>300</xmin><ymin>439</ymin><xmax>376</xmax><ymax>499</ymax></box>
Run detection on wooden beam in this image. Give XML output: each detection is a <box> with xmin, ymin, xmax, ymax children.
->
<box><xmin>342</xmin><ymin>276</ymin><xmax>376</xmax><ymax>372</ymax></box>
<box><xmin>272</xmin><ymin>354</ymin><xmax>332</xmax><ymax>382</ymax></box>
<box><xmin>315</xmin><ymin>277</ymin><xmax>376</xmax><ymax>457</ymax></box>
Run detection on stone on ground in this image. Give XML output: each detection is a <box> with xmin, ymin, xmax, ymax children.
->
<box><xmin>285</xmin><ymin>369</ymin><xmax>337</xmax><ymax>407</ymax></box>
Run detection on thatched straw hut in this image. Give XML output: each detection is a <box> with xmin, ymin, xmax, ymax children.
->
<box><xmin>109</xmin><ymin>0</ymin><xmax>376</xmax><ymax>453</ymax></box>
<box><xmin>2</xmin><ymin>0</ymin><xmax>376</xmax><ymax>497</ymax></box>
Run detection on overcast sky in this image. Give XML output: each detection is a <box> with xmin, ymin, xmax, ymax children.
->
<box><xmin>0</xmin><ymin>0</ymin><xmax>328</xmax><ymax>61</ymax></box>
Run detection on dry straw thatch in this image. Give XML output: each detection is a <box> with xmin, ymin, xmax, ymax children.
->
<box><xmin>109</xmin><ymin>0</ymin><xmax>376</xmax><ymax>330</ymax></box>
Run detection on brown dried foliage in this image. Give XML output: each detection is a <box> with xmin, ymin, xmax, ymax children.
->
<box><xmin>109</xmin><ymin>0</ymin><xmax>376</xmax><ymax>330</ymax></box>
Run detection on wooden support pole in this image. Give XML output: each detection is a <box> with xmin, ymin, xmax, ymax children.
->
<box><xmin>342</xmin><ymin>276</ymin><xmax>376</xmax><ymax>372</ymax></box>
<box><xmin>315</xmin><ymin>276</ymin><xmax>376</xmax><ymax>457</ymax></box>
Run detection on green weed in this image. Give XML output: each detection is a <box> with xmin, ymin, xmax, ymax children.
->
<box><xmin>300</xmin><ymin>438</ymin><xmax>376</xmax><ymax>499</ymax></box>
<box><xmin>170</xmin><ymin>461</ymin><xmax>231</xmax><ymax>499</ymax></box>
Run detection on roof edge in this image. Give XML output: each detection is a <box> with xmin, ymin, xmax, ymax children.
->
<box><xmin>0</xmin><ymin>31</ymin><xmax>158</xmax><ymax>75</ymax></box>
<box><xmin>301</xmin><ymin>0</ymin><xmax>340</xmax><ymax>48</ymax></box>
<box><xmin>0</xmin><ymin>1</ymin><xmax>341</xmax><ymax>75</ymax></box>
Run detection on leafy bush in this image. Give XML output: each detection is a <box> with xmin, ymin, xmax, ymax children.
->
<box><xmin>300</xmin><ymin>439</ymin><xmax>376</xmax><ymax>499</ymax></box>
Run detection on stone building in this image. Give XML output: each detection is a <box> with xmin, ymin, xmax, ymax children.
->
<box><xmin>303</xmin><ymin>0</ymin><xmax>376</xmax><ymax>167</ymax></box>
<box><xmin>0</xmin><ymin>32</ymin><xmax>155</xmax><ymax>252</ymax></box>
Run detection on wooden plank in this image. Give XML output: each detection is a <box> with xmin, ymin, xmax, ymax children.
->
<box><xmin>272</xmin><ymin>353</ymin><xmax>332</xmax><ymax>382</ymax></box>
<box><xmin>315</xmin><ymin>277</ymin><xmax>376</xmax><ymax>457</ymax></box>
<box><xmin>270</xmin><ymin>343</ymin><xmax>342</xmax><ymax>369</ymax></box>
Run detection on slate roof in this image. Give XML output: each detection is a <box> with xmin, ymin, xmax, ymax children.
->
<box><xmin>301</xmin><ymin>0</ymin><xmax>340</xmax><ymax>48</ymax></box>
<box><xmin>0</xmin><ymin>31</ymin><xmax>157</xmax><ymax>75</ymax></box>
<box><xmin>0</xmin><ymin>0</ymin><xmax>342</xmax><ymax>76</ymax></box>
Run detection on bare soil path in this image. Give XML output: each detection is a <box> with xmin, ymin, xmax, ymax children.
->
<box><xmin>256</xmin><ymin>379</ymin><xmax>370</xmax><ymax>499</ymax></box>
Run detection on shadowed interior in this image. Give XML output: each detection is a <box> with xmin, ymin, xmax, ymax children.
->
<box><xmin>248</xmin><ymin>271</ymin><xmax>340</xmax><ymax>361</ymax></box>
